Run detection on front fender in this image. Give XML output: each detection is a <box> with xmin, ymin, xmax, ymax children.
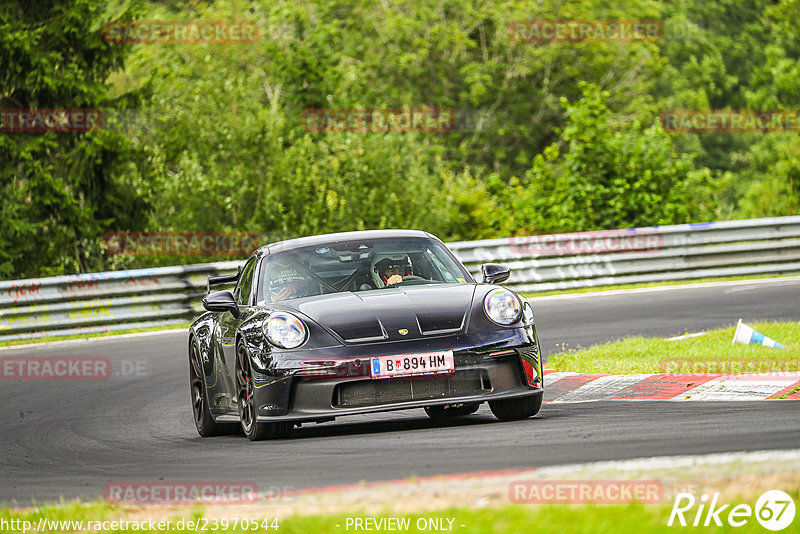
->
<box><xmin>189</xmin><ymin>313</ymin><xmax>216</xmax><ymax>381</ymax></box>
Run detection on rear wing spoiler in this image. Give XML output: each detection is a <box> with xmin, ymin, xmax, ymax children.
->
<box><xmin>206</xmin><ymin>266</ymin><xmax>242</xmax><ymax>294</ymax></box>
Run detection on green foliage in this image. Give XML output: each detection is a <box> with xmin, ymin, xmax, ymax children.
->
<box><xmin>654</xmin><ymin>0</ymin><xmax>800</xmax><ymax>216</ymax></box>
<box><xmin>504</xmin><ymin>83</ymin><xmax>725</xmax><ymax>233</ymax></box>
<box><xmin>115</xmin><ymin>0</ymin><xmax>504</xmax><ymax>251</ymax></box>
<box><xmin>734</xmin><ymin>0</ymin><xmax>800</xmax><ymax>218</ymax></box>
<box><xmin>1</xmin><ymin>0</ymin><xmax>799</xmax><ymax>278</ymax></box>
<box><xmin>737</xmin><ymin>134</ymin><xmax>800</xmax><ymax>218</ymax></box>
<box><xmin>0</xmin><ymin>0</ymin><xmax>148</xmax><ymax>278</ymax></box>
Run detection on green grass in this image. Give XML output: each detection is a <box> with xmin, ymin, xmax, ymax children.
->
<box><xmin>522</xmin><ymin>273</ymin><xmax>800</xmax><ymax>298</ymax></box>
<box><xmin>2</xmin><ymin>494</ymin><xmax>796</xmax><ymax>533</ymax></box>
<box><xmin>271</xmin><ymin>503</ymin><xmax>792</xmax><ymax>534</ymax></box>
<box><xmin>548</xmin><ymin>321</ymin><xmax>800</xmax><ymax>374</ymax></box>
<box><xmin>0</xmin><ymin>323</ymin><xmax>191</xmax><ymax>348</ymax></box>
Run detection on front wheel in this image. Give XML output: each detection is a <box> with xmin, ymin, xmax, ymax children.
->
<box><xmin>235</xmin><ymin>343</ymin><xmax>292</xmax><ymax>441</ymax></box>
<box><xmin>489</xmin><ymin>392</ymin><xmax>543</xmax><ymax>421</ymax></box>
<box><xmin>189</xmin><ymin>341</ymin><xmax>237</xmax><ymax>437</ymax></box>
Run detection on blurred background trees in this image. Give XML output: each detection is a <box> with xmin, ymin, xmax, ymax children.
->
<box><xmin>2</xmin><ymin>0</ymin><xmax>799</xmax><ymax>277</ymax></box>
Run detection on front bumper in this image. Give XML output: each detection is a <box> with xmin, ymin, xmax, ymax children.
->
<box><xmin>236</xmin><ymin>329</ymin><xmax>543</xmax><ymax>423</ymax></box>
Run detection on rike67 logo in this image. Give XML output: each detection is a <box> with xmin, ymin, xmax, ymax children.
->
<box><xmin>668</xmin><ymin>490</ymin><xmax>795</xmax><ymax>531</ymax></box>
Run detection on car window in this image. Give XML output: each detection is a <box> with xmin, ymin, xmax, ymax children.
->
<box><xmin>235</xmin><ymin>258</ymin><xmax>256</xmax><ymax>306</ymax></box>
<box><xmin>258</xmin><ymin>237</ymin><xmax>473</xmax><ymax>304</ymax></box>
<box><xmin>425</xmin><ymin>248</ymin><xmax>458</xmax><ymax>283</ymax></box>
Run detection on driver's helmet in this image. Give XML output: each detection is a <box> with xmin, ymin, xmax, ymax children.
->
<box><xmin>267</xmin><ymin>258</ymin><xmax>310</xmax><ymax>302</ymax></box>
<box><xmin>371</xmin><ymin>254</ymin><xmax>413</xmax><ymax>288</ymax></box>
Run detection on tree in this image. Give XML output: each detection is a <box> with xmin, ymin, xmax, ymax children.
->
<box><xmin>0</xmin><ymin>0</ymin><xmax>147</xmax><ymax>278</ymax></box>
<box><xmin>509</xmin><ymin>82</ymin><xmax>723</xmax><ymax>233</ymax></box>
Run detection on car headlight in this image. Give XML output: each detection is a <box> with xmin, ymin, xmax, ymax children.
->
<box><xmin>484</xmin><ymin>288</ymin><xmax>522</xmax><ymax>325</ymax></box>
<box><xmin>264</xmin><ymin>312</ymin><xmax>307</xmax><ymax>349</ymax></box>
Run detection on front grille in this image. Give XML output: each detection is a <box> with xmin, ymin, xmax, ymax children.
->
<box><xmin>334</xmin><ymin>370</ymin><xmax>490</xmax><ymax>408</ymax></box>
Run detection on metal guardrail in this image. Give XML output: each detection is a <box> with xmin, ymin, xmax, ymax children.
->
<box><xmin>0</xmin><ymin>263</ymin><xmax>239</xmax><ymax>342</ymax></box>
<box><xmin>450</xmin><ymin>216</ymin><xmax>800</xmax><ymax>291</ymax></box>
<box><xmin>2</xmin><ymin>216</ymin><xmax>800</xmax><ymax>342</ymax></box>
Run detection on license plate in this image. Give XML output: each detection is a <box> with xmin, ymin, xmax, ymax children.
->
<box><xmin>370</xmin><ymin>351</ymin><xmax>454</xmax><ymax>379</ymax></box>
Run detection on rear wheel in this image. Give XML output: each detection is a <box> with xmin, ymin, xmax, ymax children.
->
<box><xmin>189</xmin><ymin>341</ymin><xmax>237</xmax><ymax>437</ymax></box>
<box><xmin>489</xmin><ymin>392</ymin><xmax>543</xmax><ymax>421</ymax></box>
<box><xmin>235</xmin><ymin>343</ymin><xmax>292</xmax><ymax>441</ymax></box>
<box><xmin>424</xmin><ymin>403</ymin><xmax>480</xmax><ymax>421</ymax></box>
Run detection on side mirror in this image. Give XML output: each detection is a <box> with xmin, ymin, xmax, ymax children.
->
<box><xmin>481</xmin><ymin>263</ymin><xmax>511</xmax><ymax>284</ymax></box>
<box><xmin>202</xmin><ymin>290</ymin><xmax>240</xmax><ymax>317</ymax></box>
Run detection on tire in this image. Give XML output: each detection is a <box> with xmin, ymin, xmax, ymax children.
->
<box><xmin>424</xmin><ymin>403</ymin><xmax>480</xmax><ymax>421</ymax></box>
<box><xmin>235</xmin><ymin>342</ymin><xmax>292</xmax><ymax>441</ymax></box>
<box><xmin>489</xmin><ymin>392</ymin><xmax>543</xmax><ymax>421</ymax></box>
<box><xmin>189</xmin><ymin>341</ymin><xmax>237</xmax><ymax>437</ymax></box>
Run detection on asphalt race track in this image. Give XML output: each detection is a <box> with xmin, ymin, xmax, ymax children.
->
<box><xmin>1</xmin><ymin>278</ymin><xmax>799</xmax><ymax>505</ymax></box>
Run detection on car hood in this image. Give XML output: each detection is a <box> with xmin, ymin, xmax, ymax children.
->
<box><xmin>293</xmin><ymin>284</ymin><xmax>477</xmax><ymax>344</ymax></box>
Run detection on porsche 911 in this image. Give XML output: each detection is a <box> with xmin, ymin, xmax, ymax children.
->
<box><xmin>188</xmin><ymin>229</ymin><xmax>543</xmax><ymax>440</ymax></box>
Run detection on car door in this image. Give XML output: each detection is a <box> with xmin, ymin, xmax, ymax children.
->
<box><xmin>220</xmin><ymin>257</ymin><xmax>257</xmax><ymax>378</ymax></box>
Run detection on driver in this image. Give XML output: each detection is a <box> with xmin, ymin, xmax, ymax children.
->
<box><xmin>371</xmin><ymin>254</ymin><xmax>413</xmax><ymax>288</ymax></box>
<box><xmin>267</xmin><ymin>258</ymin><xmax>312</xmax><ymax>302</ymax></box>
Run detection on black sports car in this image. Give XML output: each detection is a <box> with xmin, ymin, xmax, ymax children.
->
<box><xmin>188</xmin><ymin>229</ymin><xmax>544</xmax><ymax>440</ymax></box>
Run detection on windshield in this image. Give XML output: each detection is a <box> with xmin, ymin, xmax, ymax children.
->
<box><xmin>258</xmin><ymin>237</ymin><xmax>473</xmax><ymax>304</ymax></box>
